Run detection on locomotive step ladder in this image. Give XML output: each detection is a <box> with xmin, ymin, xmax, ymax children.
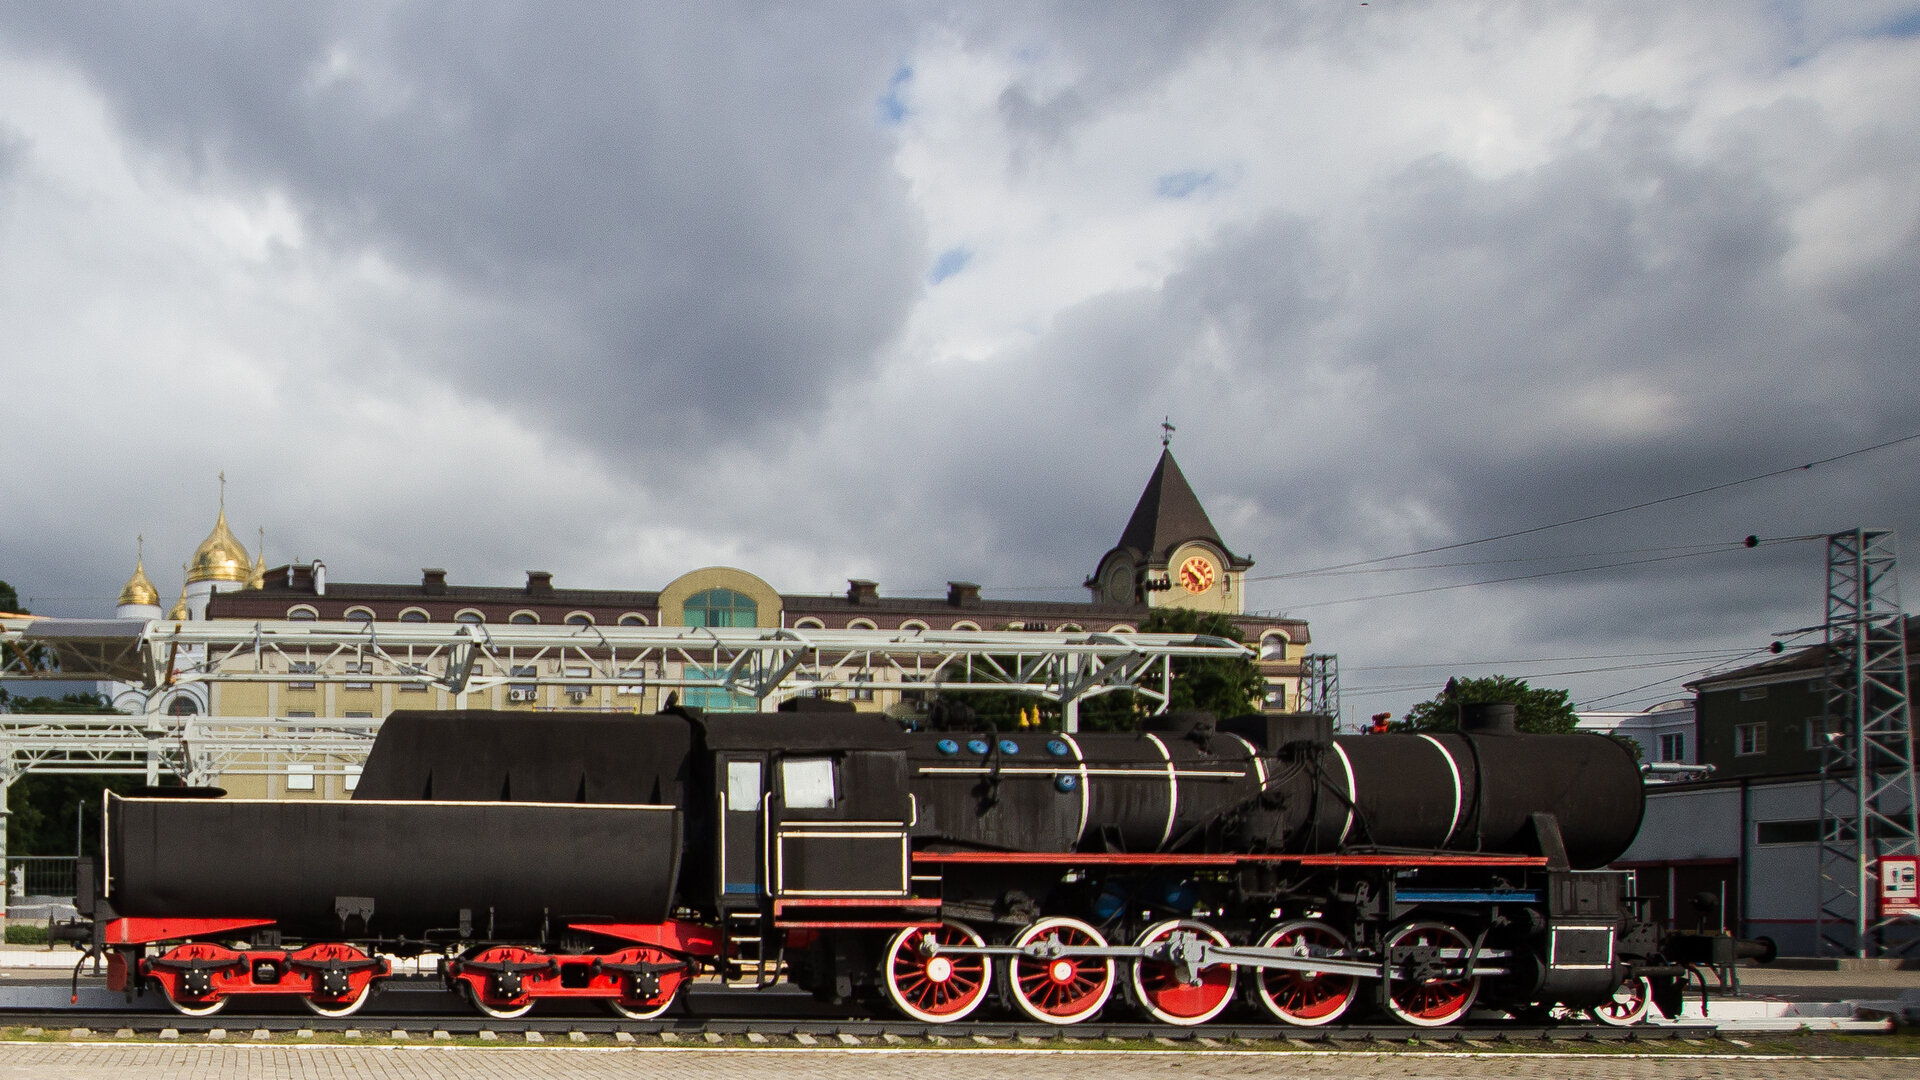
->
<box><xmin>722</xmin><ymin>909</ymin><xmax>780</xmax><ymax>988</ymax></box>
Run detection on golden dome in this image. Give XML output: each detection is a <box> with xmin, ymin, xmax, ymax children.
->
<box><xmin>166</xmin><ymin>576</ymin><xmax>190</xmax><ymax>621</ymax></box>
<box><xmin>118</xmin><ymin>552</ymin><xmax>159</xmax><ymax>608</ymax></box>
<box><xmin>187</xmin><ymin>507</ymin><xmax>253</xmax><ymax>585</ymax></box>
<box><xmin>247</xmin><ymin>528</ymin><xmax>266</xmax><ymax>590</ymax></box>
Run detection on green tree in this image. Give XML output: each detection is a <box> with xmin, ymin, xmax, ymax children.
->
<box><xmin>1399</xmin><ymin>675</ymin><xmax>1579</xmax><ymax>735</ymax></box>
<box><xmin>0</xmin><ymin>579</ymin><xmax>23</xmax><ymax>614</ymax></box>
<box><xmin>2</xmin><ymin>693</ymin><xmax>141</xmax><ymax>857</ymax></box>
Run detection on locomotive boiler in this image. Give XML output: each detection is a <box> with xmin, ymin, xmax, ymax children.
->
<box><xmin>76</xmin><ymin>701</ymin><xmax>1709</xmax><ymax>1028</ymax></box>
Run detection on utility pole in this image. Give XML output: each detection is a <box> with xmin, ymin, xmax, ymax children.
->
<box><xmin>1815</xmin><ymin>529</ymin><xmax>1919</xmax><ymax>957</ymax></box>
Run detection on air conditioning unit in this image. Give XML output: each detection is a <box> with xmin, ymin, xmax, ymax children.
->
<box><xmin>507</xmin><ymin>688</ymin><xmax>537</xmax><ymax>703</ymax></box>
<box><xmin>567</xmin><ymin>690</ymin><xmax>591</xmax><ymax>703</ymax></box>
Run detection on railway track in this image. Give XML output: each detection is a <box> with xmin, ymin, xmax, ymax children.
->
<box><xmin>0</xmin><ymin>984</ymin><xmax>1716</xmax><ymax>1042</ymax></box>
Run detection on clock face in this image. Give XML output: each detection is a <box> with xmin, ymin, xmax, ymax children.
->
<box><xmin>1178</xmin><ymin>555</ymin><xmax>1215</xmax><ymax>594</ymax></box>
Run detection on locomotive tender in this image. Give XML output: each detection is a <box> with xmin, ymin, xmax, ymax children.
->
<box><xmin>77</xmin><ymin>701</ymin><xmax>1703</xmax><ymax>1027</ymax></box>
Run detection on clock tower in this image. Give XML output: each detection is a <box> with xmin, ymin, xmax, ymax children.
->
<box><xmin>1085</xmin><ymin>448</ymin><xmax>1252</xmax><ymax>614</ymax></box>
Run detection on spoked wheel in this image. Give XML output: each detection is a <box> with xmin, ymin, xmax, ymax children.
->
<box><xmin>1006</xmin><ymin>916</ymin><xmax>1114</xmax><ymax>1025</ymax></box>
<box><xmin>603</xmin><ymin>945</ymin><xmax>692</xmax><ymax>1020</ymax></box>
<box><xmin>302</xmin><ymin>984</ymin><xmax>372</xmax><ymax>1018</ymax></box>
<box><xmin>1249</xmin><ymin>919</ymin><xmax>1360</xmax><ymax>1027</ymax></box>
<box><xmin>1129</xmin><ymin>919</ymin><xmax>1236</xmax><ymax>1026</ymax></box>
<box><xmin>1587</xmin><ymin>975</ymin><xmax>1652</xmax><ymax>1027</ymax></box>
<box><xmin>1379</xmin><ymin>921</ymin><xmax>1479</xmax><ymax>1027</ymax></box>
<box><xmin>151</xmin><ymin>942</ymin><xmax>240</xmax><ymax>1017</ymax></box>
<box><xmin>883</xmin><ymin>921</ymin><xmax>992</xmax><ymax>1023</ymax></box>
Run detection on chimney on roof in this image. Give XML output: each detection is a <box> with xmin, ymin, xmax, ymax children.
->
<box><xmin>421</xmin><ymin>568</ymin><xmax>447</xmax><ymax>595</ymax></box>
<box><xmin>527</xmin><ymin>570</ymin><xmax>554</xmax><ymax>596</ymax></box>
<box><xmin>947</xmin><ymin>581</ymin><xmax>980</xmax><ymax>608</ymax></box>
<box><xmin>847</xmin><ymin>579</ymin><xmax>878</xmax><ymax>604</ymax></box>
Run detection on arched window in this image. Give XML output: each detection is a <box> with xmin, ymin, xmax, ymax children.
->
<box><xmin>344</xmin><ymin>607</ymin><xmax>375</xmax><ymax>623</ymax></box>
<box><xmin>951</xmin><ymin>620</ymin><xmax>980</xmax><ymax>631</ymax></box>
<box><xmin>793</xmin><ymin>617</ymin><xmax>826</xmax><ymax>630</ymax></box>
<box><xmin>1108</xmin><ymin>624</ymin><xmax>1137</xmax><ymax>634</ymax></box>
<box><xmin>510</xmin><ymin>611</ymin><xmax>539</xmax><ymax>624</ymax></box>
<box><xmin>399</xmin><ymin>608</ymin><xmax>430</xmax><ymax>623</ymax></box>
<box><xmin>684</xmin><ymin>588</ymin><xmax>757</xmax><ymax>628</ymax></box>
<box><xmin>455</xmin><ymin>609</ymin><xmax>485</xmax><ymax>625</ymax></box>
<box><xmin>618</xmin><ymin>613</ymin><xmax>648</xmax><ymax>626</ymax></box>
<box><xmin>848</xmin><ymin>618</ymin><xmax>877</xmax><ymax>630</ymax></box>
<box><xmin>565</xmin><ymin>611</ymin><xmax>595</xmax><ymax>626</ymax></box>
<box><xmin>1259</xmin><ymin>634</ymin><xmax>1289</xmax><ymax>661</ymax></box>
<box><xmin>287</xmin><ymin>605</ymin><xmax>319</xmax><ymax>621</ymax></box>
<box><xmin>900</xmin><ymin>620</ymin><xmax>928</xmax><ymax>633</ymax></box>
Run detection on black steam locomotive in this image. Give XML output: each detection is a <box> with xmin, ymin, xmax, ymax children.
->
<box><xmin>74</xmin><ymin>702</ymin><xmax>1714</xmax><ymax>1027</ymax></box>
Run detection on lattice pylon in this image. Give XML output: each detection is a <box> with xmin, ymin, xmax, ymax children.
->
<box><xmin>1297</xmin><ymin>654</ymin><xmax>1340</xmax><ymax>722</ymax></box>
<box><xmin>1816</xmin><ymin>529</ymin><xmax>1919</xmax><ymax>958</ymax></box>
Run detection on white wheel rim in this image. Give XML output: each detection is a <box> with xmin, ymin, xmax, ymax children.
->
<box><xmin>1007</xmin><ymin>917</ymin><xmax>1112</xmax><ymax>1025</ymax></box>
<box><xmin>606</xmin><ymin>994</ymin><xmax>675</xmax><ymax>1021</ymax></box>
<box><xmin>1588</xmin><ymin>976</ymin><xmax>1651</xmax><ymax>1026</ymax></box>
<box><xmin>1252</xmin><ymin>920</ymin><xmax>1357</xmax><ymax>1027</ymax></box>
<box><xmin>883</xmin><ymin>921</ymin><xmax>991</xmax><ymax>1024</ymax></box>
<box><xmin>1128</xmin><ymin>919</ymin><xmax>1237</xmax><ymax>1026</ymax></box>
<box><xmin>165</xmin><ymin>993</ymin><xmax>227</xmax><ymax>1017</ymax></box>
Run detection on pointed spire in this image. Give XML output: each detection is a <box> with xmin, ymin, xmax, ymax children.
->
<box><xmin>1114</xmin><ymin>449</ymin><xmax>1250</xmax><ymax>569</ymax></box>
<box><xmin>118</xmin><ymin>536</ymin><xmax>160</xmax><ymax>608</ymax></box>
<box><xmin>248</xmin><ymin>527</ymin><xmax>267</xmax><ymax>590</ymax></box>
<box><xmin>167</xmin><ymin>564</ymin><xmax>191</xmax><ymax>621</ymax></box>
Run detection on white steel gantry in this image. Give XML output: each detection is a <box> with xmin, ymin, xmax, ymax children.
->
<box><xmin>1816</xmin><ymin>529</ymin><xmax>1920</xmax><ymax>958</ymax></box>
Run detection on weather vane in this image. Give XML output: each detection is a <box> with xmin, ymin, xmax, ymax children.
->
<box><xmin>1161</xmin><ymin>417</ymin><xmax>1176</xmax><ymax>449</ymax></box>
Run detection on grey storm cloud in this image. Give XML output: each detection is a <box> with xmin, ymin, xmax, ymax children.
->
<box><xmin>2</xmin><ymin>2</ymin><xmax>1918</xmax><ymax>718</ymax></box>
<box><xmin>0</xmin><ymin>3</ymin><xmax>927</xmax><ymax>458</ymax></box>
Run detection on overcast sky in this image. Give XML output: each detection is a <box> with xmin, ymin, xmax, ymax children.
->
<box><xmin>2</xmin><ymin>2</ymin><xmax>1918</xmax><ymax>721</ymax></box>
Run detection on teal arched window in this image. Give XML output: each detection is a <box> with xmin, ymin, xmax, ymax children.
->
<box><xmin>684</xmin><ymin>588</ymin><xmax>757</xmax><ymax>628</ymax></box>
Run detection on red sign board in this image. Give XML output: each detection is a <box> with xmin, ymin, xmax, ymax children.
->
<box><xmin>1880</xmin><ymin>856</ymin><xmax>1920</xmax><ymax>918</ymax></box>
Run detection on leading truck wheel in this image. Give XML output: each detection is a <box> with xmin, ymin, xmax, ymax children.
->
<box><xmin>1006</xmin><ymin>917</ymin><xmax>1114</xmax><ymax>1025</ymax></box>
<box><xmin>1129</xmin><ymin>920</ymin><xmax>1236</xmax><ymax>1026</ymax></box>
<box><xmin>1249</xmin><ymin>920</ymin><xmax>1360</xmax><ymax>1027</ymax></box>
<box><xmin>1379</xmin><ymin>921</ymin><xmax>1479</xmax><ymax>1027</ymax></box>
<box><xmin>1587</xmin><ymin>975</ymin><xmax>1652</xmax><ymax>1027</ymax></box>
<box><xmin>883</xmin><ymin>921</ymin><xmax>992</xmax><ymax>1024</ymax></box>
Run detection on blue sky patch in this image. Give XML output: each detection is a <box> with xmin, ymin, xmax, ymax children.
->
<box><xmin>1874</xmin><ymin>8</ymin><xmax>1920</xmax><ymax>37</ymax></box>
<box><xmin>929</xmin><ymin>247</ymin><xmax>972</xmax><ymax>284</ymax></box>
<box><xmin>1155</xmin><ymin>170</ymin><xmax>1216</xmax><ymax>198</ymax></box>
<box><xmin>878</xmin><ymin>65</ymin><xmax>912</xmax><ymax>124</ymax></box>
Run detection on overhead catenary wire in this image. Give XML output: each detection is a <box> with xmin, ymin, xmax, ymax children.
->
<box><xmin>1252</xmin><ymin>431</ymin><xmax>1920</xmax><ymax>581</ymax></box>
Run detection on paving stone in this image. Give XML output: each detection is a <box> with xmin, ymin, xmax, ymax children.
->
<box><xmin>205</xmin><ymin>1029</ymin><xmax>226</xmax><ymax>1042</ymax></box>
<box><xmin>523</xmin><ymin>1031</ymin><xmax>544</xmax><ymax>1043</ymax></box>
<box><xmin>478</xmin><ymin>1030</ymin><xmax>499</xmax><ymax>1042</ymax></box>
<box><xmin>252</xmin><ymin>1029</ymin><xmax>272</xmax><ymax>1041</ymax></box>
<box><xmin>569</xmin><ymin>1031</ymin><xmax>589</xmax><ymax>1043</ymax></box>
<box><xmin>793</xmin><ymin>1032</ymin><xmax>818</xmax><ymax>1046</ymax></box>
<box><xmin>158</xmin><ymin>1029</ymin><xmax>179</xmax><ymax>1041</ymax></box>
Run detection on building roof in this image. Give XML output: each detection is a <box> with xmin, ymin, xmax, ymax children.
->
<box><xmin>1687</xmin><ymin>615</ymin><xmax>1920</xmax><ymax>691</ymax></box>
<box><xmin>1114</xmin><ymin>450</ymin><xmax>1252</xmax><ymax>570</ymax></box>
